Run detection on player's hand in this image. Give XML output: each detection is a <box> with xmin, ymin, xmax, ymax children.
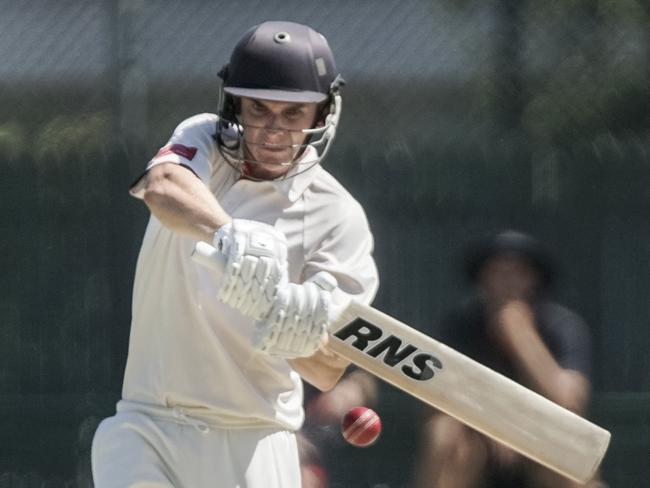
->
<box><xmin>253</xmin><ymin>272</ymin><xmax>337</xmax><ymax>358</ymax></box>
<box><xmin>489</xmin><ymin>300</ymin><xmax>535</xmax><ymax>354</ymax></box>
<box><xmin>214</xmin><ymin>219</ymin><xmax>288</xmax><ymax>320</ymax></box>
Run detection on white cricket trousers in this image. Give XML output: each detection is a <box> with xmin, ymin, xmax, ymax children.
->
<box><xmin>91</xmin><ymin>405</ymin><xmax>301</xmax><ymax>488</ymax></box>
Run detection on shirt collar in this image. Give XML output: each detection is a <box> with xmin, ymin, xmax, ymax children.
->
<box><xmin>269</xmin><ymin>145</ymin><xmax>321</xmax><ymax>203</ymax></box>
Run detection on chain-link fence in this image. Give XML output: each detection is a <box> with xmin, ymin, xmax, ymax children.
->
<box><xmin>1</xmin><ymin>0</ymin><xmax>649</xmax><ymax>486</ymax></box>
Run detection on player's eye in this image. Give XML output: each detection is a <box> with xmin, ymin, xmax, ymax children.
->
<box><xmin>284</xmin><ymin>107</ymin><xmax>304</xmax><ymax>120</ymax></box>
<box><xmin>250</xmin><ymin>101</ymin><xmax>267</xmax><ymax>115</ymax></box>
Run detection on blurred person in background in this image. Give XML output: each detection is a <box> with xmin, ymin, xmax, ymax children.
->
<box><xmin>413</xmin><ymin>230</ymin><xmax>603</xmax><ymax>488</ymax></box>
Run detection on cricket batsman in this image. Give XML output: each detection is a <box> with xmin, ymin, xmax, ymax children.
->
<box><xmin>91</xmin><ymin>20</ymin><xmax>379</xmax><ymax>488</ymax></box>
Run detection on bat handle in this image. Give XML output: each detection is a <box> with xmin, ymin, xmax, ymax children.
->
<box><xmin>191</xmin><ymin>241</ymin><xmax>227</xmax><ymax>277</ymax></box>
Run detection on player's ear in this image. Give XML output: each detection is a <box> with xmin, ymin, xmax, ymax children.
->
<box><xmin>314</xmin><ymin>101</ymin><xmax>329</xmax><ymax>128</ymax></box>
<box><xmin>221</xmin><ymin>94</ymin><xmax>241</xmax><ymax>122</ymax></box>
<box><xmin>232</xmin><ymin>97</ymin><xmax>242</xmax><ymax>119</ymax></box>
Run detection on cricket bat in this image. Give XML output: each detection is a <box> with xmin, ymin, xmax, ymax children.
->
<box><xmin>191</xmin><ymin>241</ymin><xmax>610</xmax><ymax>484</ymax></box>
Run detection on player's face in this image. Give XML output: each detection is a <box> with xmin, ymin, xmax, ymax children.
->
<box><xmin>239</xmin><ymin>97</ymin><xmax>320</xmax><ymax>179</ymax></box>
<box><xmin>478</xmin><ymin>255</ymin><xmax>540</xmax><ymax>305</ymax></box>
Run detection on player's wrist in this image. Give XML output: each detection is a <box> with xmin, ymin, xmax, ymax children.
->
<box><xmin>212</xmin><ymin>221</ymin><xmax>233</xmax><ymax>251</ymax></box>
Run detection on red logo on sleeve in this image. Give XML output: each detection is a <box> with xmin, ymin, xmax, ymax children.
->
<box><xmin>155</xmin><ymin>144</ymin><xmax>198</xmax><ymax>161</ymax></box>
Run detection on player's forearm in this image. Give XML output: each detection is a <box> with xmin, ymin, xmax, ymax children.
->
<box><xmin>288</xmin><ymin>344</ymin><xmax>350</xmax><ymax>392</ymax></box>
<box><xmin>142</xmin><ymin>164</ymin><xmax>231</xmax><ymax>242</ymax></box>
<box><xmin>505</xmin><ymin>329</ymin><xmax>571</xmax><ymax>401</ymax></box>
<box><xmin>496</xmin><ymin>306</ymin><xmax>589</xmax><ymax>411</ymax></box>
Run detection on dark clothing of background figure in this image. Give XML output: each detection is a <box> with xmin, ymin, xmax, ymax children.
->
<box><xmin>435</xmin><ymin>295</ymin><xmax>592</xmax><ymax>488</ymax></box>
<box><xmin>440</xmin><ymin>295</ymin><xmax>592</xmax><ymax>383</ymax></box>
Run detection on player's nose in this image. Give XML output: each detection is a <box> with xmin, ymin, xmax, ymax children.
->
<box><xmin>260</xmin><ymin>122</ymin><xmax>289</xmax><ymax>142</ymax></box>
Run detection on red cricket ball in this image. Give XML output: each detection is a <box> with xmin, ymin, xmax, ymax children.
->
<box><xmin>341</xmin><ymin>406</ymin><xmax>382</xmax><ymax>447</ymax></box>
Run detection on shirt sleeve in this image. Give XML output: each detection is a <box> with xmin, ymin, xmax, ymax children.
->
<box><xmin>129</xmin><ymin>113</ymin><xmax>218</xmax><ymax>198</ymax></box>
<box><xmin>303</xmin><ymin>205</ymin><xmax>379</xmax><ymax>319</ymax></box>
<box><xmin>539</xmin><ymin>303</ymin><xmax>593</xmax><ymax>380</ymax></box>
<box><xmin>301</xmin><ymin>199</ymin><xmax>379</xmax><ymax>322</ymax></box>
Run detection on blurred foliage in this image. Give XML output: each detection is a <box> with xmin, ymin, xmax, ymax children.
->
<box><xmin>34</xmin><ymin>112</ymin><xmax>113</xmax><ymax>164</ymax></box>
<box><xmin>0</xmin><ymin>122</ymin><xmax>27</xmax><ymax>162</ymax></box>
<box><xmin>522</xmin><ymin>0</ymin><xmax>650</xmax><ymax>143</ymax></box>
<box><xmin>597</xmin><ymin>0</ymin><xmax>649</xmax><ymax>20</ymax></box>
<box><xmin>523</xmin><ymin>65</ymin><xmax>649</xmax><ymax>144</ymax></box>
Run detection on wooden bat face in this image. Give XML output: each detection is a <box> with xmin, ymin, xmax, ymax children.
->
<box><xmin>327</xmin><ymin>301</ymin><xmax>610</xmax><ymax>485</ymax></box>
<box><xmin>333</xmin><ymin>318</ymin><xmax>443</xmax><ymax>381</ymax></box>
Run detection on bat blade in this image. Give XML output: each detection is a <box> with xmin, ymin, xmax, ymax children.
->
<box><xmin>327</xmin><ymin>301</ymin><xmax>610</xmax><ymax>484</ymax></box>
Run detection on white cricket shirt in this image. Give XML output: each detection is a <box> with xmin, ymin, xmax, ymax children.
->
<box><xmin>122</xmin><ymin>113</ymin><xmax>379</xmax><ymax>431</ymax></box>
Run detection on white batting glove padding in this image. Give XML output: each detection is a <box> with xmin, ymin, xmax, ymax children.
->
<box><xmin>254</xmin><ymin>272</ymin><xmax>338</xmax><ymax>358</ymax></box>
<box><xmin>214</xmin><ymin>219</ymin><xmax>288</xmax><ymax>320</ymax></box>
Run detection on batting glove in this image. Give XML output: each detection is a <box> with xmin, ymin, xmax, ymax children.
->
<box><xmin>254</xmin><ymin>272</ymin><xmax>338</xmax><ymax>358</ymax></box>
<box><xmin>215</xmin><ymin>219</ymin><xmax>288</xmax><ymax>320</ymax></box>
